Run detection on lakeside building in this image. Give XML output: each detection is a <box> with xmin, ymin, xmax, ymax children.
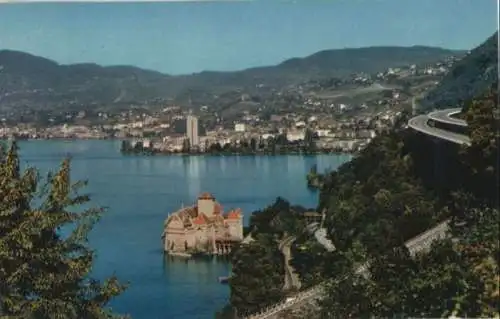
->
<box><xmin>186</xmin><ymin>115</ymin><xmax>199</xmax><ymax>147</ymax></box>
<box><xmin>162</xmin><ymin>192</ymin><xmax>244</xmax><ymax>256</ymax></box>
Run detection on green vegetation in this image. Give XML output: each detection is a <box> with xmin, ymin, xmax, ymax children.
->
<box><xmin>290</xmin><ymin>233</ymin><xmax>334</xmax><ymax>288</ymax></box>
<box><xmin>306</xmin><ymin>164</ymin><xmax>325</xmax><ymax>190</ymax></box>
<box><xmin>318</xmin><ymin>84</ymin><xmax>498</xmax><ymax>318</ymax></box>
<box><xmin>0</xmin><ymin>46</ymin><xmax>459</xmax><ymax>115</ymax></box>
<box><xmin>215</xmin><ymin>199</ymin><xmax>309</xmax><ymax>318</ymax></box>
<box><xmin>247</xmin><ymin>198</ymin><xmax>308</xmax><ymax>237</ymax></box>
<box><xmin>218</xmin><ymin>84</ymin><xmax>498</xmax><ymax>318</ymax></box>
<box><xmin>121</xmin><ymin>131</ymin><xmax>342</xmax><ymax>156</ymax></box>
<box><xmin>0</xmin><ymin>143</ymin><xmax>127</xmax><ymax>318</ymax></box>
<box><xmin>227</xmin><ymin>236</ymin><xmax>284</xmax><ymax>317</ymax></box>
<box><xmin>120</xmin><ymin>140</ymin><xmax>156</xmax><ymax>156</ymax></box>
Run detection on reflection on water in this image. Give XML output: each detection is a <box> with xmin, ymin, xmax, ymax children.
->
<box><xmin>286</xmin><ymin>154</ymin><xmax>303</xmax><ymax>173</ymax></box>
<box><xmin>141</xmin><ymin>156</ymin><xmax>153</xmax><ymax>172</ymax></box>
<box><xmin>15</xmin><ymin>140</ymin><xmax>352</xmax><ymax>319</ymax></box>
<box><xmin>184</xmin><ymin>156</ymin><xmax>202</xmax><ymax>199</ymax></box>
<box><xmin>257</xmin><ymin>156</ymin><xmax>270</xmax><ymax>174</ymax></box>
<box><xmin>218</xmin><ymin>156</ymin><xmax>227</xmax><ymax>172</ymax></box>
<box><xmin>305</xmin><ymin>155</ymin><xmax>317</xmax><ymax>173</ymax></box>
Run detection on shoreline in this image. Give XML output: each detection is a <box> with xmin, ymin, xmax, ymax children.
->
<box><xmin>1</xmin><ymin>137</ymin><xmax>357</xmax><ymax>157</ymax></box>
<box><xmin>165</xmin><ymin>251</ymin><xmax>233</xmax><ymax>260</ymax></box>
<box><xmin>121</xmin><ymin>150</ymin><xmax>356</xmax><ymax>157</ymax></box>
<box><xmin>121</xmin><ymin>152</ymin><xmax>355</xmax><ymax>157</ymax></box>
<box><xmin>166</xmin><ymin>251</ymin><xmax>192</xmax><ymax>258</ymax></box>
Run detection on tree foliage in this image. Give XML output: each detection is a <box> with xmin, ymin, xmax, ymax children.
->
<box><xmin>248</xmin><ymin>198</ymin><xmax>306</xmax><ymax>237</ymax></box>
<box><xmin>218</xmin><ymin>85</ymin><xmax>498</xmax><ymax>319</ymax></box>
<box><xmin>319</xmin><ymin>85</ymin><xmax>499</xmax><ymax>318</ymax></box>
<box><xmin>461</xmin><ymin>83</ymin><xmax>499</xmax><ymax>205</ymax></box>
<box><xmin>320</xmin><ymin>130</ymin><xmax>440</xmax><ymax>256</ymax></box>
<box><xmin>228</xmin><ymin>235</ymin><xmax>284</xmax><ymax>317</ymax></box>
<box><xmin>0</xmin><ymin>142</ymin><xmax>127</xmax><ymax>318</ymax></box>
<box><xmin>320</xmin><ymin>205</ymin><xmax>499</xmax><ymax>318</ymax></box>
<box><xmin>217</xmin><ymin>198</ymin><xmax>309</xmax><ymax>318</ymax></box>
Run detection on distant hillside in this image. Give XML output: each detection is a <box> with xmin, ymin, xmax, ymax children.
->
<box><xmin>186</xmin><ymin>46</ymin><xmax>462</xmax><ymax>87</ymax></box>
<box><xmin>421</xmin><ymin>31</ymin><xmax>498</xmax><ymax>111</ymax></box>
<box><xmin>0</xmin><ymin>46</ymin><xmax>461</xmax><ymax>111</ymax></box>
<box><xmin>0</xmin><ymin>50</ymin><xmax>172</xmax><ymax>109</ymax></box>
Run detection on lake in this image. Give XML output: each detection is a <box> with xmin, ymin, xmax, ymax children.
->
<box><xmin>16</xmin><ymin>139</ymin><xmax>351</xmax><ymax>319</ymax></box>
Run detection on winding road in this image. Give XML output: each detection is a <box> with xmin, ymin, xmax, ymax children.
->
<box><xmin>279</xmin><ymin>236</ymin><xmax>302</xmax><ymax>291</ymax></box>
<box><xmin>279</xmin><ymin>223</ymin><xmax>336</xmax><ymax>291</ymax></box>
<box><xmin>244</xmin><ymin>107</ymin><xmax>472</xmax><ymax>319</ymax></box>
<box><xmin>428</xmin><ymin>108</ymin><xmax>467</xmax><ymax>127</ymax></box>
<box><xmin>408</xmin><ymin>108</ymin><xmax>470</xmax><ymax>145</ymax></box>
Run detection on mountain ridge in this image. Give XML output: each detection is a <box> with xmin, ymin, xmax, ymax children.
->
<box><xmin>0</xmin><ymin>45</ymin><xmax>463</xmax><ymax>76</ymax></box>
<box><xmin>0</xmin><ymin>45</ymin><xmax>462</xmax><ymax>111</ymax></box>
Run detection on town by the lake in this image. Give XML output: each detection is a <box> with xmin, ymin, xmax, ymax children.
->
<box><xmin>0</xmin><ymin>1</ymin><xmax>497</xmax><ymax>319</ymax></box>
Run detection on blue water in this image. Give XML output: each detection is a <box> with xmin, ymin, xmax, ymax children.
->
<box><xmin>17</xmin><ymin>140</ymin><xmax>351</xmax><ymax>319</ymax></box>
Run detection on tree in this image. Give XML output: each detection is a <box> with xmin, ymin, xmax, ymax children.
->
<box><xmin>250</xmin><ymin>138</ymin><xmax>257</xmax><ymax>153</ymax></box>
<box><xmin>461</xmin><ymin>84</ymin><xmax>499</xmax><ymax>205</ymax></box>
<box><xmin>240</xmin><ymin>139</ymin><xmax>249</xmax><ymax>150</ymax></box>
<box><xmin>132</xmin><ymin>141</ymin><xmax>143</xmax><ymax>152</ymax></box>
<box><xmin>266</xmin><ymin>137</ymin><xmax>276</xmax><ymax>153</ymax></box>
<box><xmin>320</xmin><ymin>204</ymin><xmax>499</xmax><ymax>318</ymax></box>
<box><xmin>120</xmin><ymin>140</ymin><xmax>131</xmax><ymax>153</ymax></box>
<box><xmin>275</xmin><ymin>134</ymin><xmax>288</xmax><ymax>146</ymax></box>
<box><xmin>0</xmin><ymin>142</ymin><xmax>127</xmax><ymax>318</ymax></box>
<box><xmin>182</xmin><ymin>138</ymin><xmax>191</xmax><ymax>153</ymax></box>
<box><xmin>303</xmin><ymin>128</ymin><xmax>316</xmax><ymax>152</ymax></box>
<box><xmin>258</xmin><ymin>137</ymin><xmax>266</xmax><ymax>150</ymax></box>
<box><xmin>208</xmin><ymin>142</ymin><xmax>223</xmax><ymax>153</ymax></box>
<box><xmin>248</xmin><ymin>197</ymin><xmax>292</xmax><ymax>236</ymax></box>
<box><xmin>228</xmin><ymin>236</ymin><xmax>284</xmax><ymax>316</ymax></box>
<box><xmin>319</xmin><ymin>272</ymin><xmax>374</xmax><ymax>319</ymax></box>
<box><xmin>290</xmin><ymin>237</ymin><xmax>339</xmax><ymax>288</ymax></box>
<box><xmin>320</xmin><ymin>131</ymin><xmax>438</xmax><ymax>255</ymax></box>
<box><xmin>214</xmin><ymin>304</ymin><xmax>237</xmax><ymax>319</ymax></box>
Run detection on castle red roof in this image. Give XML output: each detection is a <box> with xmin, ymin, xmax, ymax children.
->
<box><xmin>226</xmin><ymin>209</ymin><xmax>242</xmax><ymax>220</ymax></box>
<box><xmin>192</xmin><ymin>213</ymin><xmax>209</xmax><ymax>225</ymax></box>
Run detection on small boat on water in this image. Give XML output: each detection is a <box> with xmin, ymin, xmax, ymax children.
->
<box><xmin>218</xmin><ymin>276</ymin><xmax>230</xmax><ymax>284</ymax></box>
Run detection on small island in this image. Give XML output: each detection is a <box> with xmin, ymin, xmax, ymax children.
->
<box><xmin>306</xmin><ymin>164</ymin><xmax>325</xmax><ymax>190</ymax></box>
<box><xmin>162</xmin><ymin>192</ymin><xmax>244</xmax><ymax>257</ymax></box>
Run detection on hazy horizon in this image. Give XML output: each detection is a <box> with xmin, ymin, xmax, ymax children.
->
<box><xmin>0</xmin><ymin>0</ymin><xmax>497</xmax><ymax>75</ymax></box>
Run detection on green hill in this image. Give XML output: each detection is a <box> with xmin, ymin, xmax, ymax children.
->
<box><xmin>0</xmin><ymin>45</ymin><xmax>460</xmax><ymax>112</ymax></box>
<box><xmin>421</xmin><ymin>31</ymin><xmax>498</xmax><ymax>111</ymax></box>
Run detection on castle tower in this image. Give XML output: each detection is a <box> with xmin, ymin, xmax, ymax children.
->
<box><xmin>197</xmin><ymin>192</ymin><xmax>215</xmax><ymax>218</ymax></box>
<box><xmin>225</xmin><ymin>209</ymin><xmax>243</xmax><ymax>240</ymax></box>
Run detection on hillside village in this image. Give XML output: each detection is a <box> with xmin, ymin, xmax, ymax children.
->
<box><xmin>0</xmin><ymin>55</ymin><xmax>461</xmax><ymax>154</ymax></box>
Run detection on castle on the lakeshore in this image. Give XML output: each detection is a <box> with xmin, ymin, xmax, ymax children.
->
<box><xmin>162</xmin><ymin>192</ymin><xmax>244</xmax><ymax>255</ymax></box>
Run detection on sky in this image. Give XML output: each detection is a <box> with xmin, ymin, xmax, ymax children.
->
<box><xmin>0</xmin><ymin>0</ymin><xmax>498</xmax><ymax>75</ymax></box>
